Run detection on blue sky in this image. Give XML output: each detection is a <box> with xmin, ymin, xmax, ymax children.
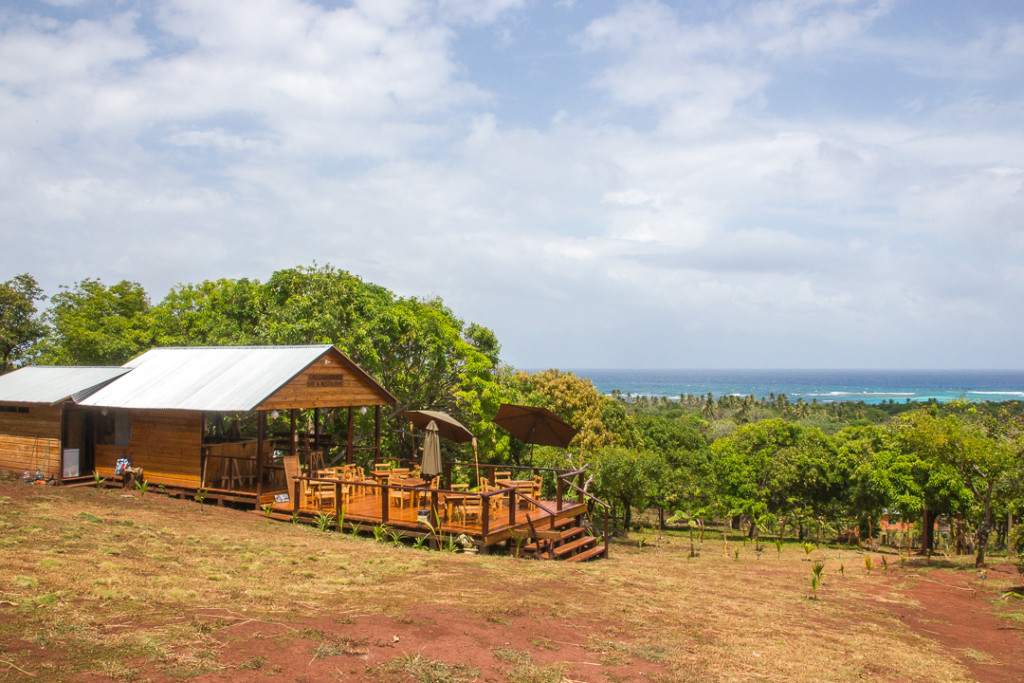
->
<box><xmin>1</xmin><ymin>0</ymin><xmax>1023</xmax><ymax>369</ymax></box>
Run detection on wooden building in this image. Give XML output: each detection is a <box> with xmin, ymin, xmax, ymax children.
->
<box><xmin>0</xmin><ymin>366</ymin><xmax>130</xmax><ymax>482</ymax></box>
<box><xmin>0</xmin><ymin>345</ymin><xmax>396</xmax><ymax>504</ymax></box>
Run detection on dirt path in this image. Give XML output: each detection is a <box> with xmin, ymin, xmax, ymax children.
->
<box><xmin>867</xmin><ymin>561</ymin><xmax>1024</xmax><ymax>683</ymax></box>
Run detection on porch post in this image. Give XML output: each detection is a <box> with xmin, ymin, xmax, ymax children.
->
<box><xmin>289</xmin><ymin>409</ymin><xmax>297</xmax><ymax>459</ymax></box>
<box><xmin>374</xmin><ymin>406</ymin><xmax>381</xmax><ymax>465</ymax></box>
<box><xmin>255</xmin><ymin>410</ymin><xmax>265</xmax><ymax>509</ymax></box>
<box><xmin>313</xmin><ymin>407</ymin><xmax>321</xmax><ymax>464</ymax></box>
<box><xmin>346</xmin><ymin>407</ymin><xmax>354</xmax><ymax>465</ymax></box>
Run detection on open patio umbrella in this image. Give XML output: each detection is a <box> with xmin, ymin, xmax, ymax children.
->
<box><xmin>421</xmin><ymin>420</ymin><xmax>443</xmax><ymax>478</ymax></box>
<box><xmin>492</xmin><ymin>404</ymin><xmax>578</xmax><ymax>464</ymax></box>
<box><xmin>399</xmin><ymin>409</ymin><xmax>474</xmax><ymax>443</ymax></box>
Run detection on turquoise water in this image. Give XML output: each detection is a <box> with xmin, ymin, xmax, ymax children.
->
<box><xmin>565</xmin><ymin>369</ymin><xmax>1024</xmax><ymax>405</ymax></box>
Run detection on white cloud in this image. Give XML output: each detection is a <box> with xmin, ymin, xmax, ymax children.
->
<box><xmin>1</xmin><ymin>0</ymin><xmax>1023</xmax><ymax>369</ymax></box>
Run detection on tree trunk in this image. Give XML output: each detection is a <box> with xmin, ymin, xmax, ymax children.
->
<box><xmin>975</xmin><ymin>483</ymin><xmax>995</xmax><ymax>568</ymax></box>
<box><xmin>920</xmin><ymin>509</ymin><xmax>935</xmax><ymax>555</ymax></box>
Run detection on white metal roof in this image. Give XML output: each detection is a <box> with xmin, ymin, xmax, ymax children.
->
<box><xmin>0</xmin><ymin>366</ymin><xmax>130</xmax><ymax>405</ymax></box>
<box><xmin>79</xmin><ymin>345</ymin><xmax>336</xmax><ymax>412</ymax></box>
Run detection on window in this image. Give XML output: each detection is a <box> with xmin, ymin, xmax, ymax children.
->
<box><xmin>97</xmin><ymin>410</ymin><xmax>131</xmax><ymax>446</ymax></box>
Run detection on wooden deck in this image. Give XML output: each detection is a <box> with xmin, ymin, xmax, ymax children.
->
<box><xmin>267</xmin><ymin>479</ymin><xmax>590</xmax><ymax>551</ymax></box>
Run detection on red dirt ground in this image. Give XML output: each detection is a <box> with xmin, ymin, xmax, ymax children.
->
<box><xmin>867</xmin><ymin>561</ymin><xmax>1024</xmax><ymax>683</ymax></box>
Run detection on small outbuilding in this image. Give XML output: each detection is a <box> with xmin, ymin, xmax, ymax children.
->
<box><xmin>0</xmin><ymin>366</ymin><xmax>130</xmax><ymax>481</ymax></box>
<box><xmin>0</xmin><ymin>345</ymin><xmax>396</xmax><ymax>505</ymax></box>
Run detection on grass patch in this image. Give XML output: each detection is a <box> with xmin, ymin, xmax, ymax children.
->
<box><xmin>313</xmin><ymin>635</ymin><xmax>369</xmax><ymax>658</ymax></box>
<box><xmin>493</xmin><ymin>649</ymin><xmax>567</xmax><ymax>683</ymax></box>
<box><xmin>371</xmin><ymin>652</ymin><xmax>479</xmax><ymax>682</ymax></box>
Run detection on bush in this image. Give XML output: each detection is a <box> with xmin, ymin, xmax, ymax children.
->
<box><xmin>1009</xmin><ymin>524</ymin><xmax>1024</xmax><ymax>576</ymax></box>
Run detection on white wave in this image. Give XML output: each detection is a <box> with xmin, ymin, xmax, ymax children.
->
<box><xmin>968</xmin><ymin>390</ymin><xmax>1024</xmax><ymax>397</ymax></box>
<box><xmin>807</xmin><ymin>391</ymin><xmax>915</xmax><ymax>397</ymax></box>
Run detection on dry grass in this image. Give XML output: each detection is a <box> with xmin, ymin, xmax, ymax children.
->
<box><xmin>0</xmin><ymin>480</ymin><xmax>993</xmax><ymax>682</ymax></box>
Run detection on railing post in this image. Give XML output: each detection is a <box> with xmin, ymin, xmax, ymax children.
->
<box><xmin>604</xmin><ymin>509</ymin><xmax>609</xmax><ymax>555</ymax></box>
<box><xmin>334</xmin><ymin>482</ymin><xmax>343</xmax><ymax>530</ymax></box>
<box><xmin>481</xmin><ymin>494</ymin><xmax>490</xmax><ymax>537</ymax></box>
<box><xmin>557</xmin><ymin>476</ymin><xmax>564</xmax><ymax>512</ymax></box>
<box><xmin>292</xmin><ymin>479</ymin><xmax>301</xmax><ymax>514</ymax></box>
<box><xmin>381</xmin><ymin>481</ymin><xmax>389</xmax><ymax>524</ymax></box>
<box><xmin>508</xmin><ymin>490</ymin><xmax>515</xmax><ymax>526</ymax></box>
<box><xmin>430</xmin><ymin>490</ymin><xmax>439</xmax><ymax>534</ymax></box>
<box><xmin>578</xmin><ymin>471</ymin><xmax>584</xmax><ymax>505</ymax></box>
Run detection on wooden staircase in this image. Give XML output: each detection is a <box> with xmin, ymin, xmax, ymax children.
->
<box><xmin>519</xmin><ymin>516</ymin><xmax>607</xmax><ymax>562</ymax></box>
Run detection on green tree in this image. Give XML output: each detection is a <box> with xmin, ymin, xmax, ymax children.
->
<box><xmin>0</xmin><ymin>273</ymin><xmax>46</xmax><ymax>373</ymax></box>
<box><xmin>37</xmin><ymin>279</ymin><xmax>153</xmax><ymax>365</ymax></box>
<box><xmin>835</xmin><ymin>424</ymin><xmax>921</xmax><ymax>542</ymax></box>
<box><xmin>150</xmin><ymin>278</ymin><xmax>265</xmax><ymax>346</ymax></box>
<box><xmin>633</xmin><ymin>414</ymin><xmax>712</xmax><ymax>528</ymax></box>
<box><xmin>896</xmin><ymin>404</ymin><xmax>1020</xmax><ymax>566</ymax></box>
<box><xmin>148</xmin><ymin>264</ymin><xmax>504</xmax><ymax>462</ymax></box>
<box><xmin>711</xmin><ymin>419</ymin><xmax>839</xmax><ymax>540</ymax></box>
<box><xmin>590</xmin><ymin>446</ymin><xmax>665</xmax><ymax>530</ymax></box>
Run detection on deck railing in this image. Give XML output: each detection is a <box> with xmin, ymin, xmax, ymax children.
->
<box><xmin>289</xmin><ymin>472</ymin><xmax>574</xmax><ymax>540</ymax></box>
<box><xmin>557</xmin><ymin>467</ymin><xmax>610</xmax><ymax>557</ymax></box>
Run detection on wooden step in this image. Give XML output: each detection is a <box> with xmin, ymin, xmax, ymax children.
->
<box><xmin>558</xmin><ymin>526</ymin><xmax>585</xmax><ymax>544</ymax></box>
<box><xmin>518</xmin><ymin>543</ymin><xmax>554</xmax><ymax>559</ymax></box>
<box><xmin>552</xmin><ymin>535</ymin><xmax>596</xmax><ymax>559</ymax></box>
<box><xmin>564</xmin><ymin>545</ymin><xmax>607</xmax><ymax>563</ymax></box>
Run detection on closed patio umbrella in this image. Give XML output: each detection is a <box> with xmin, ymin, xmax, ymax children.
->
<box><xmin>421</xmin><ymin>420</ymin><xmax>443</xmax><ymax>478</ymax></box>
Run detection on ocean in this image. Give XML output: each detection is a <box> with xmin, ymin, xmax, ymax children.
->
<box><xmin>566</xmin><ymin>369</ymin><xmax>1024</xmax><ymax>405</ymax></box>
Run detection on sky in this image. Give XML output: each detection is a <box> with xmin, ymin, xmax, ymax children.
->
<box><xmin>1</xmin><ymin>0</ymin><xmax>1023</xmax><ymax>370</ymax></box>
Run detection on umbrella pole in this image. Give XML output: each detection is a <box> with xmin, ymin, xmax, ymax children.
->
<box><xmin>473</xmin><ymin>438</ymin><xmax>480</xmax><ymax>486</ymax></box>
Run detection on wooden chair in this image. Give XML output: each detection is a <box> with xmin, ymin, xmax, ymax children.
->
<box><xmin>494</xmin><ymin>471</ymin><xmax>511</xmax><ymax>484</ymax></box>
<box><xmin>455</xmin><ymin>494</ymin><xmax>483</xmax><ymax>524</ymax></box>
<box><xmin>388</xmin><ymin>473</ymin><xmax>413</xmax><ymax>509</ymax></box>
<box><xmin>479</xmin><ymin>478</ymin><xmax>503</xmax><ymax>511</ymax></box>
<box><xmin>513</xmin><ymin>480</ymin><xmax>535</xmax><ymax>510</ymax></box>
<box><xmin>283</xmin><ymin>455</ymin><xmax>318</xmax><ymax>508</ymax></box>
<box><xmin>533</xmin><ymin>475</ymin><xmax>544</xmax><ymax>500</ymax></box>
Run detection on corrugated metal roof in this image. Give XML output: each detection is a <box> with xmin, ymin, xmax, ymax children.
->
<box><xmin>79</xmin><ymin>345</ymin><xmax>336</xmax><ymax>412</ymax></box>
<box><xmin>0</xmin><ymin>366</ymin><xmax>130</xmax><ymax>405</ymax></box>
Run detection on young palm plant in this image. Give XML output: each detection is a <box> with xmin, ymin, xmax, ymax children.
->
<box><xmin>810</xmin><ymin>562</ymin><xmax>825</xmax><ymax>600</ymax></box>
<box><xmin>314</xmin><ymin>511</ymin><xmax>335</xmax><ymax>532</ymax></box>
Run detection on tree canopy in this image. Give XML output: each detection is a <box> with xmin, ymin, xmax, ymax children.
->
<box><xmin>0</xmin><ymin>273</ymin><xmax>46</xmax><ymax>373</ymax></box>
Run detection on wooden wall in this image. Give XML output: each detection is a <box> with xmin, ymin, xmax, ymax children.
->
<box><xmin>0</xmin><ymin>404</ymin><xmax>62</xmax><ymax>479</ymax></box>
<box><xmin>257</xmin><ymin>350</ymin><xmax>390</xmax><ymax>409</ymax></box>
<box><xmin>95</xmin><ymin>410</ymin><xmax>202</xmax><ymax>489</ymax></box>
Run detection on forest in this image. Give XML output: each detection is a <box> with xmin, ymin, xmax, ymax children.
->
<box><xmin>2</xmin><ymin>265</ymin><xmax>1023</xmax><ymax>569</ymax></box>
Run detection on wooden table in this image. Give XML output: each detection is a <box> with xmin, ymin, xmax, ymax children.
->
<box><xmin>441</xmin><ymin>492</ymin><xmax>480</xmax><ymax>523</ymax></box>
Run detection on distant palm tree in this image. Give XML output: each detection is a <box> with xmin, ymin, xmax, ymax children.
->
<box><xmin>796</xmin><ymin>398</ymin><xmax>809</xmax><ymax>419</ymax></box>
<box><xmin>701</xmin><ymin>393</ymin><xmax>716</xmax><ymax>420</ymax></box>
